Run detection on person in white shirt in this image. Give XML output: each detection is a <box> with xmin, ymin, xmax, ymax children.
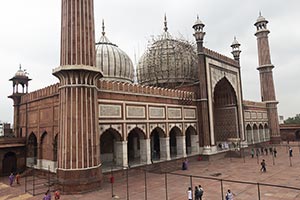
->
<box><xmin>226</xmin><ymin>189</ymin><xmax>234</xmax><ymax>200</ymax></box>
<box><xmin>187</xmin><ymin>187</ymin><xmax>192</xmax><ymax>200</ymax></box>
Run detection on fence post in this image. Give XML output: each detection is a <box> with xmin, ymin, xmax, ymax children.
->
<box><xmin>220</xmin><ymin>179</ymin><xmax>224</xmax><ymax>200</ymax></box>
<box><xmin>126</xmin><ymin>167</ymin><xmax>129</xmax><ymax>200</ymax></box>
<box><xmin>257</xmin><ymin>183</ymin><xmax>261</xmax><ymax>200</ymax></box>
<box><xmin>144</xmin><ymin>170</ymin><xmax>147</xmax><ymax>200</ymax></box>
<box><xmin>33</xmin><ymin>168</ymin><xmax>35</xmax><ymax>196</ymax></box>
<box><xmin>165</xmin><ymin>173</ymin><xmax>168</xmax><ymax>200</ymax></box>
<box><xmin>190</xmin><ymin>175</ymin><xmax>193</xmax><ymax>199</ymax></box>
<box><xmin>272</xmin><ymin>151</ymin><xmax>275</xmax><ymax>165</ymax></box>
<box><xmin>48</xmin><ymin>165</ymin><xmax>50</xmax><ymax>191</ymax></box>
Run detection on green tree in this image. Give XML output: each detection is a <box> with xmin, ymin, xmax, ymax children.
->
<box><xmin>284</xmin><ymin>114</ymin><xmax>300</xmax><ymax>124</ymax></box>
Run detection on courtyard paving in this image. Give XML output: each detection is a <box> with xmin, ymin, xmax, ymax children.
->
<box><xmin>1</xmin><ymin>142</ymin><xmax>300</xmax><ymax>199</ymax></box>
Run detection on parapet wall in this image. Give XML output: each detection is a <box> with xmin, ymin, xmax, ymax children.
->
<box><xmin>97</xmin><ymin>80</ymin><xmax>195</xmax><ymax>100</ymax></box>
<box><xmin>21</xmin><ymin>83</ymin><xmax>59</xmax><ymax>103</ymax></box>
<box><xmin>243</xmin><ymin>100</ymin><xmax>267</xmax><ymax>108</ymax></box>
<box><xmin>203</xmin><ymin>47</ymin><xmax>238</xmax><ymax>67</ymax></box>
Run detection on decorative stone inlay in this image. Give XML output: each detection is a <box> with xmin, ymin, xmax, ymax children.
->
<box><xmin>99</xmin><ymin>104</ymin><xmax>122</xmax><ymax>118</ymax></box>
<box><xmin>168</xmin><ymin>107</ymin><xmax>182</xmax><ymax>119</ymax></box>
<box><xmin>244</xmin><ymin>112</ymin><xmax>251</xmax><ymax>119</ymax></box>
<box><xmin>149</xmin><ymin>106</ymin><xmax>165</xmax><ymax>119</ymax></box>
<box><xmin>126</xmin><ymin>105</ymin><xmax>145</xmax><ymax>118</ymax></box>
<box><xmin>184</xmin><ymin>108</ymin><xmax>196</xmax><ymax>119</ymax></box>
<box><xmin>251</xmin><ymin>112</ymin><xmax>257</xmax><ymax>119</ymax></box>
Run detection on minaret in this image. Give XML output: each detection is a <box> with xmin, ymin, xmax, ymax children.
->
<box><xmin>8</xmin><ymin>65</ymin><xmax>31</xmax><ymax>138</ymax></box>
<box><xmin>254</xmin><ymin>13</ymin><xmax>280</xmax><ymax>143</ymax></box>
<box><xmin>192</xmin><ymin>16</ymin><xmax>211</xmax><ymax>148</ymax></box>
<box><xmin>53</xmin><ymin>0</ymin><xmax>102</xmax><ymax>193</ymax></box>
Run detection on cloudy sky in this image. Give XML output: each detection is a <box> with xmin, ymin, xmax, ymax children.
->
<box><xmin>0</xmin><ymin>0</ymin><xmax>299</xmax><ymax>123</ymax></box>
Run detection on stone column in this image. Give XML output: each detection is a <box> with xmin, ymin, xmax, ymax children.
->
<box><xmin>115</xmin><ymin>141</ymin><xmax>128</xmax><ymax>167</ymax></box>
<box><xmin>176</xmin><ymin>136</ymin><xmax>186</xmax><ymax>157</ymax></box>
<box><xmin>140</xmin><ymin>139</ymin><xmax>151</xmax><ymax>164</ymax></box>
<box><xmin>160</xmin><ymin>137</ymin><xmax>170</xmax><ymax>160</ymax></box>
<box><xmin>53</xmin><ymin>0</ymin><xmax>102</xmax><ymax>193</ymax></box>
<box><xmin>190</xmin><ymin>134</ymin><xmax>199</xmax><ymax>154</ymax></box>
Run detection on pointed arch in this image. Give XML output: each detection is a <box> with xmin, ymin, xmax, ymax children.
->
<box><xmin>213</xmin><ymin>77</ymin><xmax>239</xmax><ymax>143</ymax></box>
<box><xmin>27</xmin><ymin>132</ymin><xmax>37</xmax><ymax>165</ymax></box>
<box><xmin>127</xmin><ymin>127</ymin><xmax>146</xmax><ymax>165</ymax></box>
<box><xmin>2</xmin><ymin>152</ymin><xmax>17</xmax><ymax>175</ymax></box>
<box><xmin>264</xmin><ymin>124</ymin><xmax>270</xmax><ymax>140</ymax></box>
<box><xmin>185</xmin><ymin>126</ymin><xmax>197</xmax><ymax>155</ymax></box>
<box><xmin>253</xmin><ymin>124</ymin><xmax>258</xmax><ymax>143</ymax></box>
<box><xmin>259</xmin><ymin>124</ymin><xmax>264</xmax><ymax>142</ymax></box>
<box><xmin>53</xmin><ymin>134</ymin><xmax>58</xmax><ymax>162</ymax></box>
<box><xmin>150</xmin><ymin>127</ymin><xmax>166</xmax><ymax>161</ymax></box>
<box><xmin>246</xmin><ymin>124</ymin><xmax>253</xmax><ymax>144</ymax></box>
<box><xmin>169</xmin><ymin>126</ymin><xmax>182</xmax><ymax>157</ymax></box>
<box><xmin>40</xmin><ymin>131</ymin><xmax>48</xmax><ymax>159</ymax></box>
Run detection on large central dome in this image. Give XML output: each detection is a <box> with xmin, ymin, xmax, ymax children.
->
<box><xmin>96</xmin><ymin>21</ymin><xmax>134</xmax><ymax>83</ymax></box>
<box><xmin>137</xmin><ymin>17</ymin><xmax>198</xmax><ymax>88</ymax></box>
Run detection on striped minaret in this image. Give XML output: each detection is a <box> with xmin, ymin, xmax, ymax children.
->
<box><xmin>53</xmin><ymin>0</ymin><xmax>102</xmax><ymax>193</ymax></box>
<box><xmin>254</xmin><ymin>13</ymin><xmax>280</xmax><ymax>144</ymax></box>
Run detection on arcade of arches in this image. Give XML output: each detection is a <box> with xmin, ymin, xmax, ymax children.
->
<box><xmin>100</xmin><ymin>125</ymin><xmax>199</xmax><ymax>169</ymax></box>
<box><xmin>246</xmin><ymin>123</ymin><xmax>270</xmax><ymax>144</ymax></box>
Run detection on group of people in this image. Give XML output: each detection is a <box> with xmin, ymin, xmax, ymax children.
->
<box><xmin>251</xmin><ymin>146</ymin><xmax>277</xmax><ymax>158</ymax></box>
<box><xmin>187</xmin><ymin>185</ymin><xmax>204</xmax><ymax>200</ymax></box>
<box><xmin>8</xmin><ymin>172</ymin><xmax>20</xmax><ymax>186</ymax></box>
<box><xmin>187</xmin><ymin>187</ymin><xmax>234</xmax><ymax>200</ymax></box>
<box><xmin>43</xmin><ymin>189</ymin><xmax>61</xmax><ymax>200</ymax></box>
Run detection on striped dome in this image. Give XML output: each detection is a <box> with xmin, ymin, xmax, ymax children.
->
<box><xmin>96</xmin><ymin>26</ymin><xmax>134</xmax><ymax>83</ymax></box>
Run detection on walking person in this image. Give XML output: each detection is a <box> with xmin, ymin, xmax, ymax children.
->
<box><xmin>195</xmin><ymin>186</ymin><xmax>200</xmax><ymax>200</ymax></box>
<box><xmin>273</xmin><ymin>147</ymin><xmax>277</xmax><ymax>157</ymax></box>
<box><xmin>54</xmin><ymin>189</ymin><xmax>61</xmax><ymax>200</ymax></box>
<box><xmin>187</xmin><ymin>187</ymin><xmax>192</xmax><ymax>200</ymax></box>
<box><xmin>225</xmin><ymin>189</ymin><xmax>234</xmax><ymax>200</ymax></box>
<box><xmin>9</xmin><ymin>173</ymin><xmax>14</xmax><ymax>186</ymax></box>
<box><xmin>43</xmin><ymin>190</ymin><xmax>51</xmax><ymax>200</ymax></box>
<box><xmin>260</xmin><ymin>159</ymin><xmax>266</xmax><ymax>172</ymax></box>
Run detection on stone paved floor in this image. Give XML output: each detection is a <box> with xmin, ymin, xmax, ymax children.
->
<box><xmin>1</xmin><ymin>142</ymin><xmax>300</xmax><ymax>199</ymax></box>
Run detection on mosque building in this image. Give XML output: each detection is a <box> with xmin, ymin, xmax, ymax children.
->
<box><xmin>1</xmin><ymin>0</ymin><xmax>280</xmax><ymax>193</ymax></box>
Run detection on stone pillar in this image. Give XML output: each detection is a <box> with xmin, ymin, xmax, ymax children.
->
<box><xmin>190</xmin><ymin>134</ymin><xmax>199</xmax><ymax>154</ymax></box>
<box><xmin>160</xmin><ymin>137</ymin><xmax>170</xmax><ymax>160</ymax></box>
<box><xmin>140</xmin><ymin>139</ymin><xmax>151</xmax><ymax>164</ymax></box>
<box><xmin>115</xmin><ymin>141</ymin><xmax>128</xmax><ymax>167</ymax></box>
<box><xmin>176</xmin><ymin>136</ymin><xmax>186</xmax><ymax>157</ymax></box>
<box><xmin>53</xmin><ymin>0</ymin><xmax>102</xmax><ymax>193</ymax></box>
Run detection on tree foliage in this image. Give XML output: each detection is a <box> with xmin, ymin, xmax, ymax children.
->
<box><xmin>284</xmin><ymin>114</ymin><xmax>300</xmax><ymax>124</ymax></box>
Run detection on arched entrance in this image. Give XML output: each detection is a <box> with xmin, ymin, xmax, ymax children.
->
<box><xmin>185</xmin><ymin>126</ymin><xmax>197</xmax><ymax>155</ymax></box>
<box><xmin>100</xmin><ymin>128</ymin><xmax>122</xmax><ymax>167</ymax></box>
<box><xmin>40</xmin><ymin>131</ymin><xmax>47</xmax><ymax>160</ymax></box>
<box><xmin>259</xmin><ymin>124</ymin><xmax>264</xmax><ymax>142</ymax></box>
<box><xmin>253</xmin><ymin>124</ymin><xmax>258</xmax><ymax>143</ymax></box>
<box><xmin>53</xmin><ymin>134</ymin><xmax>58</xmax><ymax>162</ymax></box>
<box><xmin>150</xmin><ymin>127</ymin><xmax>165</xmax><ymax>161</ymax></box>
<box><xmin>27</xmin><ymin>132</ymin><xmax>37</xmax><ymax>165</ymax></box>
<box><xmin>127</xmin><ymin>127</ymin><xmax>146</xmax><ymax>166</ymax></box>
<box><xmin>169</xmin><ymin>126</ymin><xmax>182</xmax><ymax>158</ymax></box>
<box><xmin>246</xmin><ymin>124</ymin><xmax>253</xmax><ymax>144</ymax></box>
<box><xmin>264</xmin><ymin>124</ymin><xmax>270</xmax><ymax>140</ymax></box>
<box><xmin>2</xmin><ymin>152</ymin><xmax>17</xmax><ymax>175</ymax></box>
<box><xmin>213</xmin><ymin>78</ymin><xmax>239</xmax><ymax>143</ymax></box>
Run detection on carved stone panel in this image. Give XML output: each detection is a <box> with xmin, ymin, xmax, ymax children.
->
<box><xmin>126</xmin><ymin>105</ymin><xmax>146</xmax><ymax>119</ymax></box>
<box><xmin>99</xmin><ymin>104</ymin><xmax>122</xmax><ymax>118</ymax></box>
<box><xmin>184</xmin><ymin>108</ymin><xmax>196</xmax><ymax>119</ymax></box>
<box><xmin>168</xmin><ymin>107</ymin><xmax>182</xmax><ymax>119</ymax></box>
<box><xmin>149</xmin><ymin>106</ymin><xmax>165</xmax><ymax>119</ymax></box>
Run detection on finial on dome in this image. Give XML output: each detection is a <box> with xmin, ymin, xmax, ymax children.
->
<box><xmin>19</xmin><ymin>64</ymin><xmax>22</xmax><ymax>70</ymax></box>
<box><xmin>164</xmin><ymin>14</ymin><xmax>168</xmax><ymax>32</ymax></box>
<box><xmin>259</xmin><ymin>11</ymin><xmax>262</xmax><ymax>17</ymax></box>
<box><xmin>102</xmin><ymin>19</ymin><xmax>105</xmax><ymax>36</ymax></box>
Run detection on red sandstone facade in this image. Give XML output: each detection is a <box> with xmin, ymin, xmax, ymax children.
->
<box><xmin>2</xmin><ymin>1</ymin><xmax>281</xmax><ymax>194</ymax></box>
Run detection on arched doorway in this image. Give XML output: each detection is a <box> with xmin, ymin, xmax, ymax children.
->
<box><xmin>259</xmin><ymin>124</ymin><xmax>264</xmax><ymax>142</ymax></box>
<box><xmin>40</xmin><ymin>131</ymin><xmax>47</xmax><ymax>160</ymax></box>
<box><xmin>27</xmin><ymin>132</ymin><xmax>37</xmax><ymax>165</ymax></box>
<box><xmin>213</xmin><ymin>78</ymin><xmax>238</xmax><ymax>143</ymax></box>
<box><xmin>253</xmin><ymin>124</ymin><xmax>258</xmax><ymax>143</ymax></box>
<box><xmin>185</xmin><ymin>126</ymin><xmax>197</xmax><ymax>155</ymax></box>
<box><xmin>100</xmin><ymin>128</ymin><xmax>122</xmax><ymax>167</ymax></box>
<box><xmin>169</xmin><ymin>126</ymin><xmax>182</xmax><ymax>158</ymax></box>
<box><xmin>295</xmin><ymin>130</ymin><xmax>300</xmax><ymax>141</ymax></box>
<box><xmin>264</xmin><ymin>124</ymin><xmax>270</xmax><ymax>140</ymax></box>
<box><xmin>2</xmin><ymin>152</ymin><xmax>17</xmax><ymax>175</ymax></box>
<box><xmin>127</xmin><ymin>127</ymin><xmax>146</xmax><ymax>166</ymax></box>
<box><xmin>150</xmin><ymin>127</ymin><xmax>165</xmax><ymax>161</ymax></box>
<box><xmin>246</xmin><ymin>124</ymin><xmax>253</xmax><ymax>144</ymax></box>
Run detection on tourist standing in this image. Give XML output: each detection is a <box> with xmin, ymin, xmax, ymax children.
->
<box><xmin>9</xmin><ymin>173</ymin><xmax>14</xmax><ymax>186</ymax></box>
<box><xmin>198</xmin><ymin>185</ymin><xmax>204</xmax><ymax>200</ymax></box>
<box><xmin>289</xmin><ymin>147</ymin><xmax>293</xmax><ymax>157</ymax></box>
<box><xmin>260</xmin><ymin>159</ymin><xmax>266</xmax><ymax>172</ymax></box>
<box><xmin>15</xmin><ymin>173</ymin><xmax>20</xmax><ymax>184</ymax></box>
<box><xmin>43</xmin><ymin>190</ymin><xmax>51</xmax><ymax>200</ymax></box>
<box><xmin>225</xmin><ymin>189</ymin><xmax>234</xmax><ymax>200</ymax></box>
<box><xmin>187</xmin><ymin>187</ymin><xmax>192</xmax><ymax>200</ymax></box>
<box><xmin>273</xmin><ymin>147</ymin><xmax>277</xmax><ymax>157</ymax></box>
<box><xmin>194</xmin><ymin>186</ymin><xmax>200</xmax><ymax>200</ymax></box>
<box><xmin>251</xmin><ymin>148</ymin><xmax>254</xmax><ymax>158</ymax></box>
<box><xmin>54</xmin><ymin>189</ymin><xmax>60</xmax><ymax>200</ymax></box>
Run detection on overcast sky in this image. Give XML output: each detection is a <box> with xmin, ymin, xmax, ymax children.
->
<box><xmin>0</xmin><ymin>0</ymin><xmax>299</xmax><ymax>123</ymax></box>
